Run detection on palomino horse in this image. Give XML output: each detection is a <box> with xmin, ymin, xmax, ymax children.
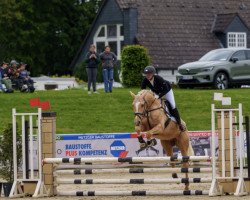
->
<box><xmin>130</xmin><ymin>90</ymin><xmax>194</xmax><ymax>190</ymax></box>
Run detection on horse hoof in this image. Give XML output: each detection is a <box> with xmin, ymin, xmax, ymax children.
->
<box><xmin>140</xmin><ymin>142</ymin><xmax>147</xmax><ymax>148</ymax></box>
<box><xmin>184</xmin><ymin>183</ymin><xmax>189</xmax><ymax>191</ymax></box>
<box><xmin>172</xmin><ymin>173</ymin><xmax>178</xmax><ymax>178</ymax></box>
<box><xmin>147</xmin><ymin>139</ymin><xmax>157</xmax><ymax>147</ymax></box>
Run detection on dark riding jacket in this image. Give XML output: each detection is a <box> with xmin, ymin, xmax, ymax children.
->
<box><xmin>141</xmin><ymin>75</ymin><xmax>172</xmax><ymax>98</ymax></box>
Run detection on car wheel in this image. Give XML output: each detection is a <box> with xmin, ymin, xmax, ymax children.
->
<box><xmin>214</xmin><ymin>72</ymin><xmax>229</xmax><ymax>89</ymax></box>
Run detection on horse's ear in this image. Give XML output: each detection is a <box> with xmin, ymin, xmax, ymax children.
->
<box><xmin>130</xmin><ymin>91</ymin><xmax>136</xmax><ymax>99</ymax></box>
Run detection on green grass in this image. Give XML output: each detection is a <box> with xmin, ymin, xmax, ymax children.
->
<box><xmin>0</xmin><ymin>88</ymin><xmax>250</xmax><ymax>133</ymax></box>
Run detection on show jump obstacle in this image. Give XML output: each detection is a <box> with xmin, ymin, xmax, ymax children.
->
<box><xmin>9</xmin><ymin>95</ymin><xmax>250</xmax><ymax>197</ymax></box>
<box><xmin>9</xmin><ymin>108</ymin><xmax>47</xmax><ymax>198</ymax></box>
<box><xmin>209</xmin><ymin>103</ymin><xmax>248</xmax><ymax>196</ymax></box>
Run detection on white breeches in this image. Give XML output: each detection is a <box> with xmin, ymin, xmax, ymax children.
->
<box><xmin>165</xmin><ymin>89</ymin><xmax>176</xmax><ymax>109</ymax></box>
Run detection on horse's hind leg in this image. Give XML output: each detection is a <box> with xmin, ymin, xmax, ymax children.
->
<box><xmin>160</xmin><ymin>140</ymin><xmax>177</xmax><ymax>178</ymax></box>
<box><xmin>176</xmin><ymin>131</ymin><xmax>190</xmax><ymax>190</ymax></box>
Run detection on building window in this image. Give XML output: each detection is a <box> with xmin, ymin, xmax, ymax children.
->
<box><xmin>108</xmin><ymin>41</ymin><xmax>117</xmax><ymax>55</ymax></box>
<box><xmin>96</xmin><ymin>42</ymin><xmax>105</xmax><ymax>54</ymax></box>
<box><xmin>107</xmin><ymin>25</ymin><xmax>117</xmax><ymax>38</ymax></box>
<box><xmin>98</xmin><ymin>27</ymin><xmax>105</xmax><ymax>37</ymax></box>
<box><xmin>227</xmin><ymin>32</ymin><xmax>247</xmax><ymax>48</ymax></box>
<box><xmin>94</xmin><ymin>24</ymin><xmax>124</xmax><ymax>59</ymax></box>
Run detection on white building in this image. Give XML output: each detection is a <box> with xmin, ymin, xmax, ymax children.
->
<box><xmin>32</xmin><ymin>76</ymin><xmax>79</xmax><ymax>91</ymax></box>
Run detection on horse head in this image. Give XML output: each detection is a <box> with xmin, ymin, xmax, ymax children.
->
<box><xmin>130</xmin><ymin>90</ymin><xmax>159</xmax><ymax>127</ymax></box>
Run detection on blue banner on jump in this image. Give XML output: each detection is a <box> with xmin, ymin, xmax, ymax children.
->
<box><xmin>57</xmin><ymin>133</ymin><xmax>133</xmax><ymax>140</ymax></box>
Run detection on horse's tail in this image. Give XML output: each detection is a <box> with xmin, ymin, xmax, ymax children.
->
<box><xmin>188</xmin><ymin>140</ymin><xmax>194</xmax><ymax>156</ymax></box>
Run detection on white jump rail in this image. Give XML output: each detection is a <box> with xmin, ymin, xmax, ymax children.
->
<box><xmin>57</xmin><ymin>190</ymin><xmax>209</xmax><ymax>196</ymax></box>
<box><xmin>56</xmin><ymin>177</ymin><xmax>213</xmax><ymax>184</ymax></box>
<box><xmin>55</xmin><ymin>167</ymin><xmax>212</xmax><ymax>175</ymax></box>
<box><xmin>43</xmin><ymin>156</ymin><xmax>211</xmax><ymax>164</ymax></box>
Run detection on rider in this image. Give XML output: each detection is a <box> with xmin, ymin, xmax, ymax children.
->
<box><xmin>141</xmin><ymin>65</ymin><xmax>185</xmax><ymax>132</ymax></box>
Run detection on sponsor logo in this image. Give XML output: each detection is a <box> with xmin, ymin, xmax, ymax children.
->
<box><xmin>110</xmin><ymin>140</ymin><xmax>126</xmax><ymax>157</ymax></box>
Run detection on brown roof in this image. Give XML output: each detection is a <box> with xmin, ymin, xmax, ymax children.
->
<box><xmin>212</xmin><ymin>13</ymin><xmax>238</xmax><ymax>32</ymax></box>
<box><xmin>116</xmin><ymin>0</ymin><xmax>250</xmax><ymax>69</ymax></box>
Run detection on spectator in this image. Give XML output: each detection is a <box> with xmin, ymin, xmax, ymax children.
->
<box><xmin>85</xmin><ymin>44</ymin><xmax>100</xmax><ymax>94</ymax></box>
<box><xmin>18</xmin><ymin>62</ymin><xmax>35</xmax><ymax>93</ymax></box>
<box><xmin>9</xmin><ymin>60</ymin><xmax>21</xmax><ymax>89</ymax></box>
<box><xmin>18</xmin><ymin>63</ymin><xmax>32</xmax><ymax>82</ymax></box>
<box><xmin>100</xmin><ymin>46</ymin><xmax>117</xmax><ymax>93</ymax></box>
<box><xmin>9</xmin><ymin>60</ymin><xmax>19</xmax><ymax>78</ymax></box>
<box><xmin>0</xmin><ymin>62</ymin><xmax>14</xmax><ymax>93</ymax></box>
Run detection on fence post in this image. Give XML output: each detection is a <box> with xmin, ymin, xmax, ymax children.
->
<box><xmin>245</xmin><ymin>116</ymin><xmax>250</xmax><ymax>178</ymax></box>
<box><xmin>25</xmin><ymin>120</ymin><xmax>29</xmax><ymax>179</ymax></box>
<box><xmin>41</xmin><ymin>112</ymin><xmax>56</xmax><ymax>196</ymax></box>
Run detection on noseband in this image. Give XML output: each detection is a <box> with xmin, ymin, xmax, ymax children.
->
<box><xmin>134</xmin><ymin>94</ymin><xmax>164</xmax><ymax>128</ymax></box>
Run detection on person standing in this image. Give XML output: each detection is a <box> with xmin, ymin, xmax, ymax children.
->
<box><xmin>100</xmin><ymin>46</ymin><xmax>117</xmax><ymax>93</ymax></box>
<box><xmin>85</xmin><ymin>44</ymin><xmax>100</xmax><ymax>94</ymax></box>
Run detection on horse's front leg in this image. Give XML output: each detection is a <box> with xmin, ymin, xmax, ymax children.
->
<box><xmin>145</xmin><ymin>123</ymin><xmax>164</xmax><ymax>146</ymax></box>
<box><xmin>135</xmin><ymin>125</ymin><xmax>147</xmax><ymax>148</ymax></box>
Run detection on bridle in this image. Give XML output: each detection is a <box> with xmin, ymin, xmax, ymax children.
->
<box><xmin>134</xmin><ymin>93</ymin><xmax>164</xmax><ymax>128</ymax></box>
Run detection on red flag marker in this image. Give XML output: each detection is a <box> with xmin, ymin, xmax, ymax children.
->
<box><xmin>29</xmin><ymin>98</ymin><xmax>40</xmax><ymax>107</ymax></box>
<box><xmin>39</xmin><ymin>101</ymin><xmax>51</xmax><ymax>110</ymax></box>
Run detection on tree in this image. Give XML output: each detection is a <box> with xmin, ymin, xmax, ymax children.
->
<box><xmin>0</xmin><ymin>0</ymin><xmax>102</xmax><ymax>76</ymax></box>
<box><xmin>121</xmin><ymin>45</ymin><xmax>150</xmax><ymax>87</ymax></box>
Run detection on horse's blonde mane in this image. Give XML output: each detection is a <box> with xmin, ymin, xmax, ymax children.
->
<box><xmin>137</xmin><ymin>90</ymin><xmax>154</xmax><ymax>96</ymax></box>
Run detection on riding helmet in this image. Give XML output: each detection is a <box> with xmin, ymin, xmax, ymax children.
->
<box><xmin>143</xmin><ymin>66</ymin><xmax>156</xmax><ymax>74</ymax></box>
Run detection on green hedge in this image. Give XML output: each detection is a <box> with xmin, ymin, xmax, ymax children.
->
<box><xmin>74</xmin><ymin>61</ymin><xmax>120</xmax><ymax>83</ymax></box>
<box><xmin>0</xmin><ymin>123</ymin><xmax>22</xmax><ymax>182</ymax></box>
<box><xmin>121</xmin><ymin>45</ymin><xmax>150</xmax><ymax>87</ymax></box>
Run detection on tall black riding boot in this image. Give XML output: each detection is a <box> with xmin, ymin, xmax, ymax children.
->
<box><xmin>171</xmin><ymin>108</ymin><xmax>185</xmax><ymax>132</ymax></box>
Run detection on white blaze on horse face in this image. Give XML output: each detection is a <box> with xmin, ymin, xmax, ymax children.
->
<box><xmin>135</xmin><ymin>102</ymin><xmax>140</xmax><ymax>112</ymax></box>
<box><xmin>134</xmin><ymin>101</ymin><xmax>141</xmax><ymax>126</ymax></box>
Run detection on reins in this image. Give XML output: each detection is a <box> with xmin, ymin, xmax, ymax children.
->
<box><xmin>134</xmin><ymin>92</ymin><xmax>168</xmax><ymax>129</ymax></box>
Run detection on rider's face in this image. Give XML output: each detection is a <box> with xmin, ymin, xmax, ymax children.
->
<box><xmin>146</xmin><ymin>73</ymin><xmax>154</xmax><ymax>81</ymax></box>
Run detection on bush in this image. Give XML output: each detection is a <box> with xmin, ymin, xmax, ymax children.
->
<box><xmin>73</xmin><ymin>61</ymin><xmax>88</xmax><ymax>82</ymax></box>
<box><xmin>121</xmin><ymin>45</ymin><xmax>150</xmax><ymax>87</ymax></box>
<box><xmin>0</xmin><ymin>123</ymin><xmax>22</xmax><ymax>182</ymax></box>
<box><xmin>73</xmin><ymin>61</ymin><xmax>120</xmax><ymax>83</ymax></box>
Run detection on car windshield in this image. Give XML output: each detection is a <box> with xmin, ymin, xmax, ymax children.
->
<box><xmin>199</xmin><ymin>50</ymin><xmax>233</xmax><ymax>61</ymax></box>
